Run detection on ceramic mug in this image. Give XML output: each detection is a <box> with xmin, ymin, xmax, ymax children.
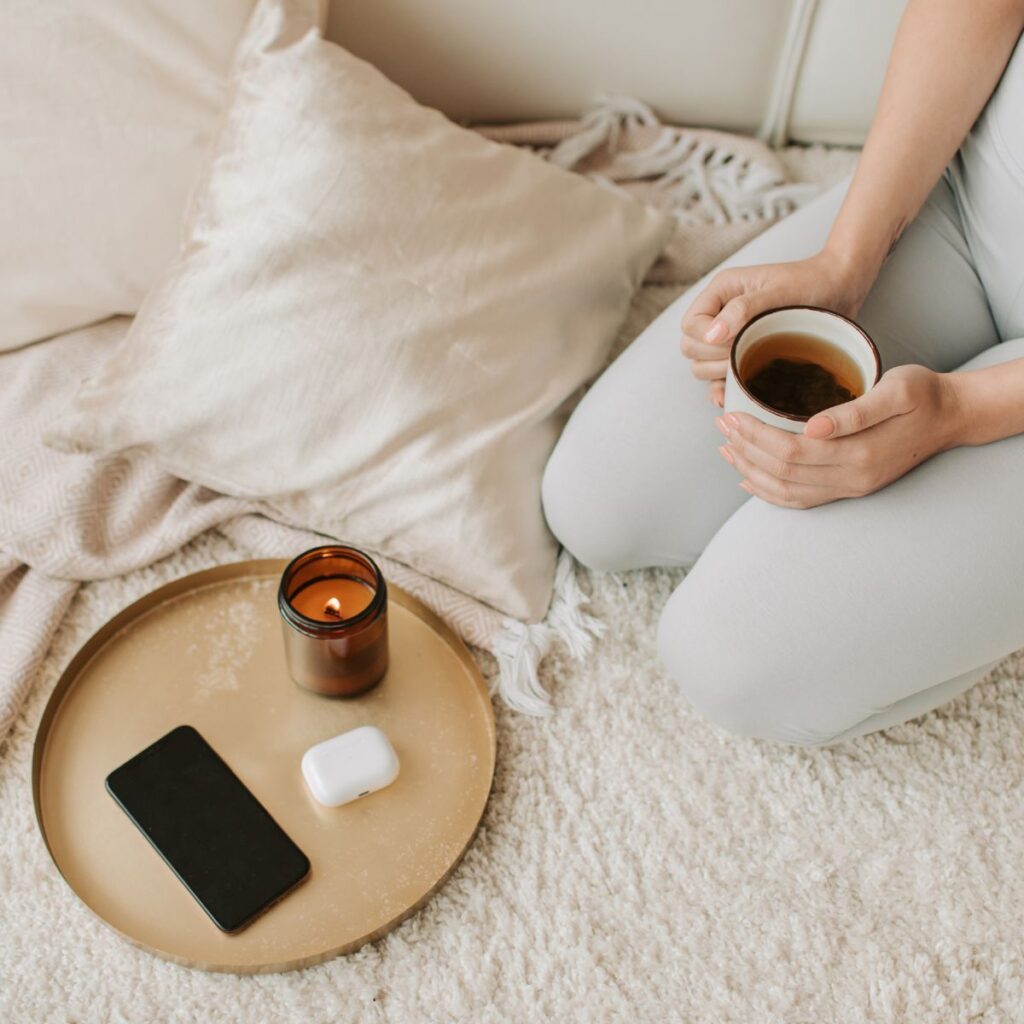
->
<box><xmin>723</xmin><ymin>305</ymin><xmax>882</xmax><ymax>433</ymax></box>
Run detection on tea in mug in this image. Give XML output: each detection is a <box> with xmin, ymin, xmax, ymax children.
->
<box><xmin>738</xmin><ymin>331</ymin><xmax>864</xmax><ymax>418</ymax></box>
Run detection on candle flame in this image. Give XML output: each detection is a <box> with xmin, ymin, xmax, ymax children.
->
<box><xmin>323</xmin><ymin>596</ymin><xmax>343</xmax><ymax>619</ymax></box>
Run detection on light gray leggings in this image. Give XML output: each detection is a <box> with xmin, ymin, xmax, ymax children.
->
<box><xmin>541</xmin><ymin>33</ymin><xmax>1024</xmax><ymax>746</ymax></box>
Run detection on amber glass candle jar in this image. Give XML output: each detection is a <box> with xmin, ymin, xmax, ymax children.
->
<box><xmin>278</xmin><ymin>546</ymin><xmax>389</xmax><ymax>698</ymax></box>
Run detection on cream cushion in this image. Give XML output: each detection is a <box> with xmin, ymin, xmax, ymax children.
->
<box><xmin>0</xmin><ymin>0</ymin><xmax>255</xmax><ymax>350</ymax></box>
<box><xmin>48</xmin><ymin>0</ymin><xmax>671</xmax><ymax>622</ymax></box>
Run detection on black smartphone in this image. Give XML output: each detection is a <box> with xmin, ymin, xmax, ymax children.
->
<box><xmin>105</xmin><ymin>724</ymin><xmax>310</xmax><ymax>934</ymax></box>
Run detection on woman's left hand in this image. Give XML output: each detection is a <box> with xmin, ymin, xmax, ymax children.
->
<box><xmin>715</xmin><ymin>364</ymin><xmax>965</xmax><ymax>508</ymax></box>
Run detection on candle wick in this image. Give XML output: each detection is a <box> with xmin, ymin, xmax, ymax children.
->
<box><xmin>323</xmin><ymin>597</ymin><xmax>344</xmax><ymax>620</ymax></box>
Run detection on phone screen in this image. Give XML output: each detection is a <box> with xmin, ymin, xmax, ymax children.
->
<box><xmin>105</xmin><ymin>725</ymin><xmax>310</xmax><ymax>933</ymax></box>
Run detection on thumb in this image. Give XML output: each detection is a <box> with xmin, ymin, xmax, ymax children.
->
<box><xmin>705</xmin><ymin>289</ymin><xmax>780</xmax><ymax>346</ymax></box>
<box><xmin>805</xmin><ymin>381</ymin><xmax>904</xmax><ymax>439</ymax></box>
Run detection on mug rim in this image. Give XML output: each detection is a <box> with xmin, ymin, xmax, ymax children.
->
<box><xmin>728</xmin><ymin>305</ymin><xmax>883</xmax><ymax>423</ymax></box>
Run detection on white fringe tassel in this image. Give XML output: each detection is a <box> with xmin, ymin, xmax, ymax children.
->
<box><xmin>489</xmin><ymin>549</ymin><xmax>607</xmax><ymax>716</ymax></box>
<box><xmin>544</xmin><ymin>93</ymin><xmax>817</xmax><ymax>228</ymax></box>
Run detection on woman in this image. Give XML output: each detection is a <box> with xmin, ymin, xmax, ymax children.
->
<box><xmin>541</xmin><ymin>0</ymin><xmax>1024</xmax><ymax>746</ymax></box>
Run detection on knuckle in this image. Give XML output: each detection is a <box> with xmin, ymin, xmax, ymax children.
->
<box><xmin>849</xmin><ymin>442</ymin><xmax>872</xmax><ymax>470</ymax></box>
<box><xmin>729</xmin><ymin>296</ymin><xmax>750</xmax><ymax>324</ymax></box>
<box><xmin>851</xmin><ymin>468</ymin><xmax>878</xmax><ymax>496</ymax></box>
<box><xmin>845</xmin><ymin>405</ymin><xmax>866</xmax><ymax>433</ymax></box>
<box><xmin>894</xmin><ymin>376</ymin><xmax>915</xmax><ymax>405</ymax></box>
<box><xmin>776</xmin><ymin>481</ymin><xmax>796</xmax><ymax>504</ymax></box>
<box><xmin>778</xmin><ymin>436</ymin><xmax>801</xmax><ymax>463</ymax></box>
<box><xmin>770</xmin><ymin>456</ymin><xmax>791</xmax><ymax>481</ymax></box>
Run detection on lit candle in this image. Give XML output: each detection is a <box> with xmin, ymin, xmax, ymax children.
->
<box><xmin>287</xmin><ymin>576</ymin><xmax>375</xmax><ymax>623</ymax></box>
<box><xmin>278</xmin><ymin>546</ymin><xmax>389</xmax><ymax>698</ymax></box>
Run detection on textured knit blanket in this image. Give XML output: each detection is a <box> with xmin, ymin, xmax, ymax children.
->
<box><xmin>0</xmin><ymin>97</ymin><xmax>822</xmax><ymax>741</ymax></box>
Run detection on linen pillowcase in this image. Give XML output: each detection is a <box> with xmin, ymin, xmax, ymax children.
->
<box><xmin>47</xmin><ymin>0</ymin><xmax>672</xmax><ymax>623</ymax></box>
<box><xmin>0</xmin><ymin>0</ymin><xmax>257</xmax><ymax>350</ymax></box>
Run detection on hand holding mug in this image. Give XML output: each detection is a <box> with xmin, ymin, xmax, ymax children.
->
<box><xmin>679</xmin><ymin>250</ymin><xmax>869</xmax><ymax>407</ymax></box>
<box><xmin>680</xmin><ymin>251</ymin><xmax>967</xmax><ymax>508</ymax></box>
<box><xmin>715</xmin><ymin>363</ymin><xmax>965</xmax><ymax>508</ymax></box>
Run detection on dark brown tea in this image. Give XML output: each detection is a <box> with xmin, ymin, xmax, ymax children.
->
<box><xmin>739</xmin><ymin>331</ymin><xmax>864</xmax><ymax>418</ymax></box>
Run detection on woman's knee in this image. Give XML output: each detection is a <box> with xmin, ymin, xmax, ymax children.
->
<box><xmin>541</xmin><ymin>418</ymin><xmax>646</xmax><ymax>573</ymax></box>
<box><xmin>655</xmin><ymin>577</ymin><xmax>851</xmax><ymax>747</ymax></box>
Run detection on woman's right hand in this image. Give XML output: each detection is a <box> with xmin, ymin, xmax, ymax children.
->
<box><xmin>679</xmin><ymin>249</ymin><xmax>872</xmax><ymax>407</ymax></box>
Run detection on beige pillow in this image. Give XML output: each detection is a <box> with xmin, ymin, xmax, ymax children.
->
<box><xmin>48</xmin><ymin>0</ymin><xmax>672</xmax><ymax>622</ymax></box>
<box><xmin>0</xmin><ymin>0</ymin><xmax>257</xmax><ymax>351</ymax></box>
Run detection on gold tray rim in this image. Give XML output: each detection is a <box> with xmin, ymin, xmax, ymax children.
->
<box><xmin>31</xmin><ymin>557</ymin><xmax>497</xmax><ymax>974</ymax></box>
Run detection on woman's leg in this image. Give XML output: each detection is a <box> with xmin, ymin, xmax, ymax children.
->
<box><xmin>541</xmin><ymin>185</ymin><xmax>842</xmax><ymax>573</ymax></box>
<box><xmin>656</xmin><ymin>337</ymin><xmax>1024</xmax><ymax>747</ymax></box>
<box><xmin>541</xmin><ymin>172</ymin><xmax>996</xmax><ymax>573</ymax></box>
<box><xmin>655</xmin><ymin>35</ymin><xmax>1024</xmax><ymax>746</ymax></box>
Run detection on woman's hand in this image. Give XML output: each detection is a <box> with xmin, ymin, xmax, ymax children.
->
<box><xmin>714</xmin><ymin>364</ymin><xmax>965</xmax><ymax>508</ymax></box>
<box><xmin>680</xmin><ymin>249</ymin><xmax>872</xmax><ymax>406</ymax></box>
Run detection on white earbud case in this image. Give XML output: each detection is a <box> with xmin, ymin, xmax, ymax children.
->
<box><xmin>301</xmin><ymin>725</ymin><xmax>400</xmax><ymax>807</ymax></box>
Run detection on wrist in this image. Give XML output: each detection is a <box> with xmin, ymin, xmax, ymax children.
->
<box><xmin>943</xmin><ymin>369</ymin><xmax>984</xmax><ymax>448</ymax></box>
<box><xmin>818</xmin><ymin>237</ymin><xmax>883</xmax><ymax>315</ymax></box>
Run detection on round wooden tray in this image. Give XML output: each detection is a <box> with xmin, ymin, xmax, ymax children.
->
<box><xmin>32</xmin><ymin>559</ymin><xmax>496</xmax><ymax>973</ymax></box>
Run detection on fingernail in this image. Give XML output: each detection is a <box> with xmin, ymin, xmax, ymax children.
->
<box><xmin>714</xmin><ymin>416</ymin><xmax>730</xmax><ymax>438</ymax></box>
<box><xmin>739</xmin><ymin>480</ymin><xmax>754</xmax><ymax>494</ymax></box>
<box><xmin>705</xmin><ymin>320</ymin><xmax>726</xmax><ymax>343</ymax></box>
<box><xmin>718</xmin><ymin>445</ymin><xmax>734</xmax><ymax>465</ymax></box>
<box><xmin>724</xmin><ymin>413</ymin><xmax>740</xmax><ymax>432</ymax></box>
<box><xmin>713</xmin><ymin>393</ymin><xmax>724</xmax><ymax>408</ymax></box>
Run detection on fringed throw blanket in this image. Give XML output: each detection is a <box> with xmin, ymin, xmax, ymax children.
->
<box><xmin>0</xmin><ymin>97</ymin><xmax>826</xmax><ymax>739</ymax></box>
<box><xmin>477</xmin><ymin>95</ymin><xmax>818</xmax><ymax>283</ymax></box>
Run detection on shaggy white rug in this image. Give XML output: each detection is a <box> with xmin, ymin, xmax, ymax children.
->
<box><xmin>4</xmin><ymin>147</ymin><xmax>1023</xmax><ymax>1023</ymax></box>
